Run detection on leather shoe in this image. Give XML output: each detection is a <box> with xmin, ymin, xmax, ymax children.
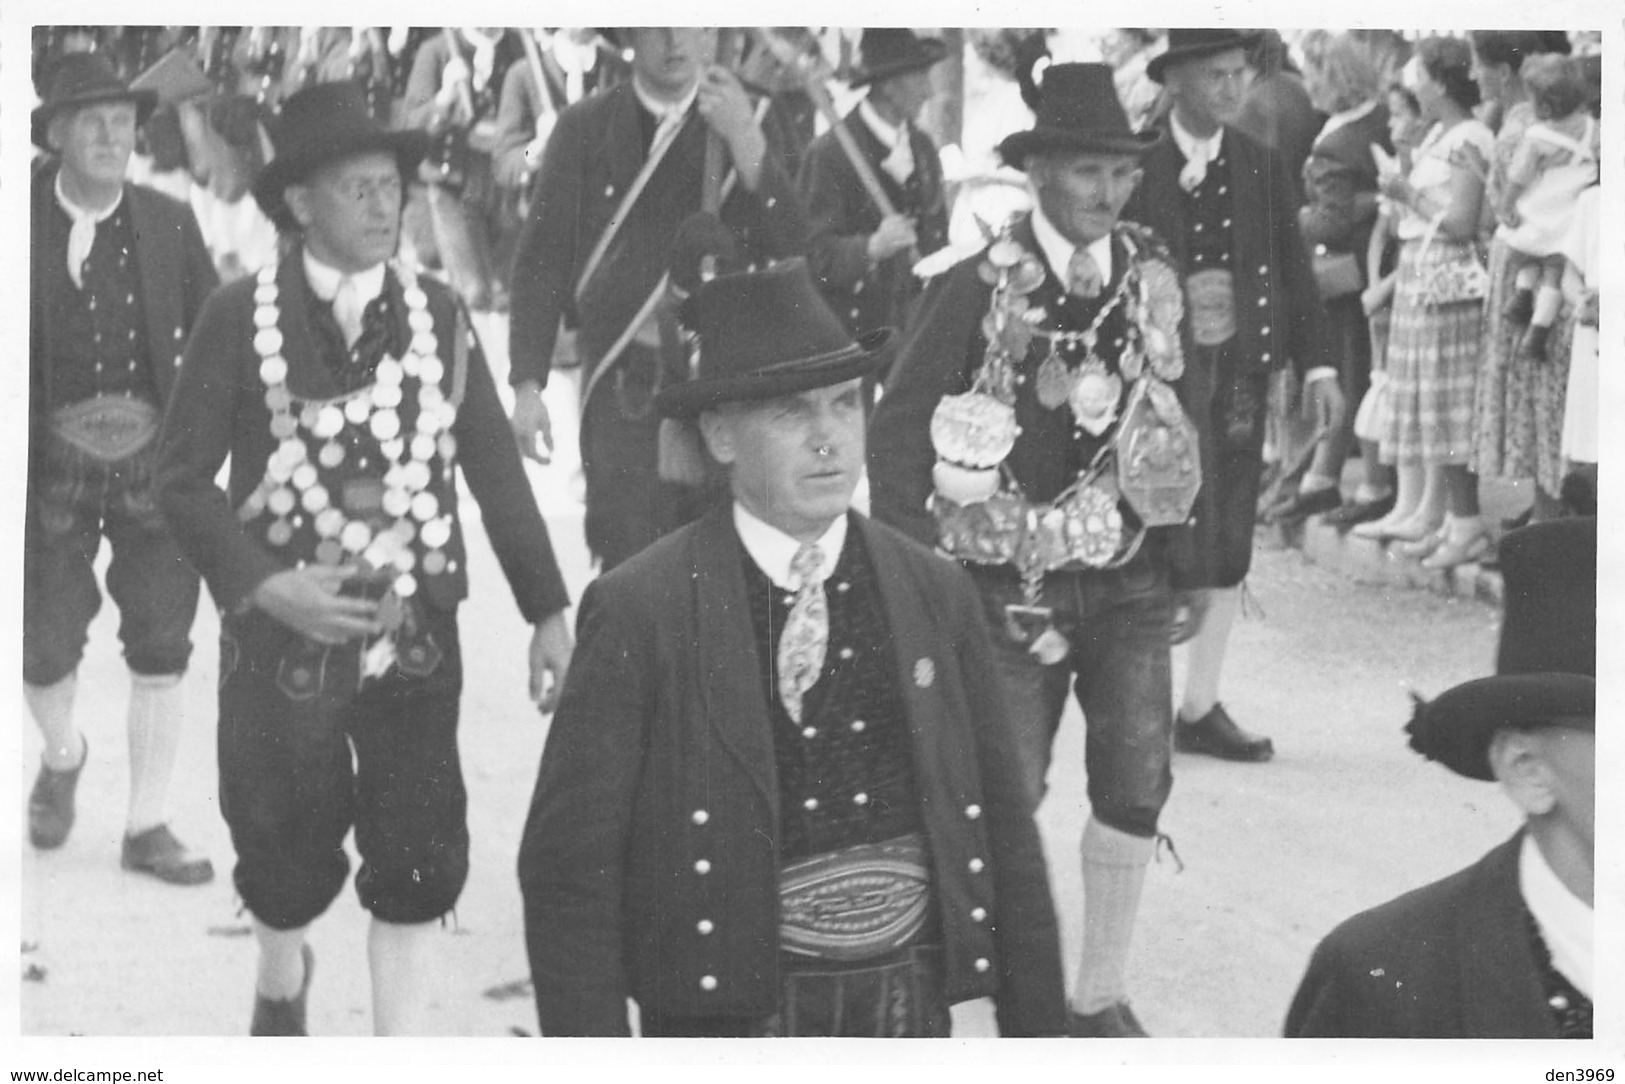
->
<box><xmin>121</xmin><ymin>824</ymin><xmax>214</xmax><ymax>886</ymax></box>
<box><xmin>1266</xmin><ymin>486</ymin><xmax>1342</xmax><ymax>525</ymax></box>
<box><xmin>29</xmin><ymin>739</ymin><xmax>88</xmax><ymax>850</ymax></box>
<box><xmin>1320</xmin><ymin>493</ymin><xmax>1395</xmax><ymax>530</ymax></box>
<box><xmin>1069</xmin><ymin>1002</ymin><xmax>1148</xmax><ymax>1037</ymax></box>
<box><xmin>1176</xmin><ymin>703</ymin><xmax>1274</xmax><ymax>762</ymax></box>
<box><xmin>251</xmin><ymin>944</ymin><xmax>315</xmax><ymax>1036</ymax></box>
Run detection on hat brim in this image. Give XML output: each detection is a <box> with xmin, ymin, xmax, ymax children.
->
<box><xmin>31</xmin><ymin>89</ymin><xmax>159</xmax><ymax>150</ymax></box>
<box><xmin>1407</xmin><ymin>672</ymin><xmax>1596</xmax><ymax>781</ymax></box>
<box><xmin>656</xmin><ymin>329</ymin><xmax>894</xmax><ymax>418</ymax></box>
<box><xmin>1145</xmin><ymin>33</ymin><xmax>1262</xmax><ymax>84</ymax></box>
<box><xmin>847</xmin><ymin>39</ymin><xmax>949</xmax><ymax>88</ymax></box>
<box><xmin>253</xmin><ymin>129</ymin><xmax>431</xmax><ymax>231</ymax></box>
<box><xmin>998</xmin><ymin>126</ymin><xmax>1163</xmax><ymax>168</ymax></box>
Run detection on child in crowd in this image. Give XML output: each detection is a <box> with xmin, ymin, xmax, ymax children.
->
<box><xmin>1494</xmin><ymin>54</ymin><xmax>1598</xmax><ymax>363</ymax></box>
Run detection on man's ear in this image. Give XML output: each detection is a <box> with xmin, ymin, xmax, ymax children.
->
<box><xmin>283</xmin><ymin>184</ymin><xmax>314</xmax><ymax>230</ymax></box>
<box><xmin>697</xmin><ymin>408</ymin><xmax>736</xmax><ymax>465</ymax></box>
<box><xmin>1489</xmin><ymin>728</ymin><xmax>1558</xmax><ymax>817</ymax></box>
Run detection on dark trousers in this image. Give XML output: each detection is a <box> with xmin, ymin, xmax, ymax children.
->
<box><xmin>1185</xmin><ymin>342</ymin><xmax>1271</xmax><ymax>588</ymax></box>
<box><xmin>217</xmin><ymin>606</ymin><xmax>469</xmax><ymax>930</ymax></box>
<box><xmin>639</xmin><ymin>945</ymin><xmax>951</xmax><ymax>1037</ymax></box>
<box><xmin>972</xmin><ymin>555</ymin><xmax>1175</xmax><ymax>838</ymax></box>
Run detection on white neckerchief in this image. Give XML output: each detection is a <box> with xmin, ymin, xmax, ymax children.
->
<box><xmin>55</xmin><ymin>172</ymin><xmax>123</xmax><ymax>290</ymax></box>
<box><xmin>1519</xmin><ymin>832</ymin><xmax>1593</xmax><ymax>997</ymax></box>
<box><xmin>460</xmin><ymin>27</ymin><xmax>497</xmax><ymax>92</ymax></box>
<box><xmin>1170</xmin><ymin>110</ymin><xmax>1224</xmax><ymax>192</ymax></box>
<box><xmin>303</xmin><ymin>248</ymin><xmax>386</xmax><ymax>346</ymax></box>
<box><xmin>1314</xmin><ymin>97</ymin><xmax>1380</xmax><ymax>147</ymax></box>
<box><xmin>632</xmin><ymin>74</ymin><xmax>699</xmax><ymax>136</ymax></box>
<box><xmin>1030</xmin><ymin>204</ymin><xmax>1113</xmax><ymax>290</ymax></box>
<box><xmin>549</xmin><ymin>30</ymin><xmax>599</xmax><ymax>104</ymax></box>
<box><xmin>859</xmin><ymin>98</ymin><xmax>914</xmax><ymax>184</ymax></box>
<box><xmin>734</xmin><ymin>503</ymin><xmax>846</xmax><ymax>592</ymax></box>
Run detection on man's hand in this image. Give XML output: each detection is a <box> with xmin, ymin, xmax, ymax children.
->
<box><xmin>1302</xmin><ymin>375</ymin><xmax>1347</xmax><ymax>434</ymax></box>
<box><xmin>697</xmin><ymin>64</ymin><xmax>766</xmax><ymax>187</ymax></box>
<box><xmin>867</xmin><ymin>214</ymin><xmax>919</xmax><ymax>263</ymax></box>
<box><xmin>529</xmin><ymin>610</ymin><xmax>574</xmax><ymax>714</ymax></box>
<box><xmin>1169</xmin><ymin>589</ymin><xmax>1212</xmax><ymax>646</ymax></box>
<box><xmin>510</xmin><ymin>381</ymin><xmax>554</xmax><ymax>464</ymax></box>
<box><xmin>252</xmin><ymin>565</ymin><xmax>382</xmax><ymax>644</ymax></box>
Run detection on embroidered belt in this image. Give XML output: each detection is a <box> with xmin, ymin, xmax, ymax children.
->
<box><xmin>778</xmin><ymin>833</ymin><xmax>933</xmax><ymax>962</ymax></box>
<box><xmin>48</xmin><ymin>395</ymin><xmax>159</xmax><ymax>464</ymax></box>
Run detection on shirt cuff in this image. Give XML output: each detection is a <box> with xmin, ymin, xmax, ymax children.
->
<box><xmin>1304</xmin><ymin>366</ymin><xmax>1339</xmax><ymax>386</ymax></box>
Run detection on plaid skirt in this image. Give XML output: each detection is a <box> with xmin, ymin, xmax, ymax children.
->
<box><xmin>1381</xmin><ymin>237</ymin><xmax>1485</xmax><ymax>466</ymax></box>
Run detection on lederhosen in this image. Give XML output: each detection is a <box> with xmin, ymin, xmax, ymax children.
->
<box><xmin>217</xmin><ymin>264</ymin><xmax>471</xmax><ymax>930</ymax></box>
<box><xmin>640</xmin><ymin>521</ymin><xmax>950</xmax><ymax>1037</ymax></box>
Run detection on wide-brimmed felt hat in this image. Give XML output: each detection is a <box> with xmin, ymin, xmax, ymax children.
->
<box><xmin>252</xmin><ymin>81</ymin><xmax>429</xmax><ymax>232</ymax></box>
<box><xmin>847</xmin><ymin>29</ymin><xmax>948</xmax><ymax>88</ymax></box>
<box><xmin>1145</xmin><ymin>28</ymin><xmax>1263</xmax><ymax>84</ymax></box>
<box><xmin>997</xmin><ymin>62</ymin><xmax>1162</xmax><ymax>167</ymax></box>
<box><xmin>656</xmin><ymin>258</ymin><xmax>892</xmax><ymax>418</ymax></box>
<box><xmin>32</xmin><ymin>52</ymin><xmax>158</xmax><ymax>150</ymax></box>
<box><xmin>1406</xmin><ymin>517</ymin><xmax>1597</xmax><ymax>781</ymax></box>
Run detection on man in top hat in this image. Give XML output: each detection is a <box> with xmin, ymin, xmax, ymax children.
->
<box><xmin>27</xmin><ymin>52</ymin><xmax>219</xmax><ymax>885</ymax></box>
<box><xmin>518</xmin><ymin>257</ymin><xmax>1066</xmax><ymax>1037</ymax></box>
<box><xmin>1285</xmin><ymin>517</ymin><xmax>1596</xmax><ymax>1038</ymax></box>
<box><xmin>870</xmin><ymin>63</ymin><xmax>1201</xmax><ymax>1037</ymax></box>
<box><xmin>1129</xmin><ymin>28</ymin><xmax>1337</xmax><ymax>763</ymax></box>
<box><xmin>798</xmin><ymin>29</ymin><xmax>950</xmax><ymax>346</ymax></box>
<box><xmin>507</xmin><ymin>27</ymin><xmax>807</xmax><ymax>572</ymax></box>
<box><xmin>155</xmin><ymin>81</ymin><xmax>574</xmax><ymax>1035</ymax></box>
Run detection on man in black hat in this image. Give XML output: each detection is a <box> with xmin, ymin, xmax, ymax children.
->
<box><xmin>507</xmin><ymin>27</ymin><xmax>808</xmax><ymax>573</ymax></box>
<box><xmin>1285</xmin><ymin>518</ymin><xmax>1595</xmax><ymax>1038</ymax></box>
<box><xmin>518</xmin><ymin>257</ymin><xmax>1066</xmax><ymax>1037</ymax></box>
<box><xmin>798</xmin><ymin>29</ymin><xmax>950</xmax><ymax>344</ymax></box>
<box><xmin>155</xmin><ymin>81</ymin><xmax>574</xmax><ymax>1036</ymax></box>
<box><xmin>27</xmin><ymin>51</ymin><xmax>219</xmax><ymax>885</ymax></box>
<box><xmin>1130</xmin><ymin>29</ymin><xmax>1338</xmax><ymax>763</ymax></box>
<box><xmin>870</xmin><ymin>62</ymin><xmax>1201</xmax><ymax>1037</ymax></box>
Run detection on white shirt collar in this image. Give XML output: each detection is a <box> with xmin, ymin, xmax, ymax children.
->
<box><xmin>301</xmin><ymin>247</ymin><xmax>387</xmax><ymax>307</ymax></box>
<box><xmin>54</xmin><ymin>171</ymin><xmax>122</xmax><ymax>223</ymax></box>
<box><xmin>1315</xmin><ymin>97</ymin><xmax>1380</xmax><ymax>146</ymax></box>
<box><xmin>631</xmin><ymin>75</ymin><xmax>698</xmax><ymax>126</ymax></box>
<box><xmin>1030</xmin><ymin>205</ymin><xmax>1113</xmax><ymax>287</ymax></box>
<box><xmin>1519</xmin><ymin>831</ymin><xmax>1593</xmax><ymax>997</ymax></box>
<box><xmin>733</xmin><ymin>503</ymin><xmax>847</xmax><ymax>591</ymax></box>
<box><xmin>858</xmin><ymin>98</ymin><xmax>905</xmax><ymax>148</ymax></box>
<box><xmin>1170</xmin><ymin>110</ymin><xmax>1224</xmax><ymax>164</ymax></box>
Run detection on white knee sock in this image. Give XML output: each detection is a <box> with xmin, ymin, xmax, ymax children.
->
<box><xmin>254</xmin><ymin>919</ymin><xmax>311</xmax><ymax>1000</ymax></box>
<box><xmin>369</xmin><ymin>918</ymin><xmax>438</xmax><ymax>1036</ymax></box>
<box><xmin>1179</xmin><ymin>587</ymin><xmax>1239</xmax><ymax>723</ymax></box>
<box><xmin>126</xmin><ymin>672</ymin><xmax>185</xmax><ymax>836</ymax></box>
<box><xmin>26</xmin><ymin>672</ymin><xmax>84</xmax><ymax>771</ymax></box>
<box><xmin>1070</xmin><ymin>817</ymin><xmax>1155</xmax><ymax>1015</ymax></box>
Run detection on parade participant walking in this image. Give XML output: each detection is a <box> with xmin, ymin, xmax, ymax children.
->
<box><xmin>155</xmin><ymin>82</ymin><xmax>574</xmax><ymax>1036</ymax></box>
<box><xmin>1286</xmin><ymin>517</ymin><xmax>1595</xmax><ymax>1038</ymax></box>
<box><xmin>799</xmin><ymin>29</ymin><xmax>950</xmax><ymax>344</ymax></box>
<box><xmin>519</xmin><ymin>258</ymin><xmax>1066</xmax><ymax>1037</ymax></box>
<box><xmin>27</xmin><ymin>53</ymin><xmax>219</xmax><ymax>886</ymax></box>
<box><xmin>507</xmin><ymin>27</ymin><xmax>807</xmax><ymax>571</ymax></box>
<box><xmin>869</xmin><ymin>63</ymin><xmax>1201</xmax><ymax>1037</ymax></box>
<box><xmin>1131</xmin><ymin>29</ymin><xmax>1336</xmax><ymax>762</ymax></box>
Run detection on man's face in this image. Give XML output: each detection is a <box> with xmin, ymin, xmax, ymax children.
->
<box><xmin>51</xmin><ymin>100</ymin><xmax>137</xmax><ymax>191</ymax></box>
<box><xmin>1470</xmin><ymin>49</ymin><xmax>1512</xmax><ymax>105</ymax></box>
<box><xmin>701</xmin><ymin>380</ymin><xmax>866</xmax><ymax>542</ymax></box>
<box><xmin>1030</xmin><ymin>151</ymin><xmax>1143</xmax><ymax>247</ymax></box>
<box><xmin>1535</xmin><ymin>727</ymin><xmax>1595</xmax><ymax>853</ymax></box>
<box><xmin>874</xmin><ymin>68</ymin><xmax>935</xmax><ymax>123</ymax></box>
<box><xmin>285</xmin><ymin>151</ymin><xmax>403</xmax><ymax>274</ymax></box>
<box><xmin>629</xmin><ymin>28</ymin><xmax>715</xmax><ymax>96</ymax></box>
<box><xmin>1167</xmin><ymin>47</ymin><xmax>1252</xmax><ymax>132</ymax></box>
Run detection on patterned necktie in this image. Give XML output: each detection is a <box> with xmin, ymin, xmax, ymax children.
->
<box><xmin>332</xmin><ymin>276</ymin><xmax>364</xmax><ymax>349</ymax></box>
<box><xmin>1066</xmin><ymin>248</ymin><xmax>1103</xmax><ymax>299</ymax></box>
<box><xmin>776</xmin><ymin>542</ymin><xmax>828</xmax><ymax>723</ymax></box>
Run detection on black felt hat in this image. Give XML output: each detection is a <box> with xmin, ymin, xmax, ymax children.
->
<box><xmin>252</xmin><ymin>81</ymin><xmax>429</xmax><ymax>232</ymax></box>
<box><xmin>997</xmin><ymin>62</ymin><xmax>1162</xmax><ymax>166</ymax></box>
<box><xmin>1406</xmin><ymin>517</ymin><xmax>1597</xmax><ymax>781</ymax></box>
<box><xmin>655</xmin><ymin>258</ymin><xmax>892</xmax><ymax>418</ymax></box>
<box><xmin>1145</xmin><ymin>28</ymin><xmax>1263</xmax><ymax>84</ymax></box>
<box><xmin>847</xmin><ymin>29</ymin><xmax>948</xmax><ymax>88</ymax></box>
<box><xmin>32</xmin><ymin>52</ymin><xmax>158</xmax><ymax>150</ymax></box>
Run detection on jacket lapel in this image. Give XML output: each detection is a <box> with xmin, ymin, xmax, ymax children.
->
<box><xmin>603</xmin><ymin>83</ymin><xmax>650</xmax><ymax>194</ymax></box>
<box><xmin>274</xmin><ymin>252</ymin><xmax>344</xmax><ymax>401</ymax></box>
<box><xmin>1457</xmin><ymin>831</ymin><xmax>1562</xmax><ymax>1037</ymax></box>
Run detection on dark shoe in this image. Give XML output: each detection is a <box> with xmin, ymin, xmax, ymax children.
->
<box><xmin>1502</xmin><ymin>287</ymin><xmax>1535</xmax><ymax>325</ymax></box>
<box><xmin>1267</xmin><ymin>486</ymin><xmax>1342</xmax><ymax>525</ymax></box>
<box><xmin>121</xmin><ymin>824</ymin><xmax>214</xmax><ymax>886</ymax></box>
<box><xmin>1321</xmin><ymin>493</ymin><xmax>1396</xmax><ymax>530</ymax></box>
<box><xmin>1069</xmin><ymin>1002</ymin><xmax>1149</xmax><ymax>1037</ymax></box>
<box><xmin>251</xmin><ymin>944</ymin><xmax>315</xmax><ymax>1037</ymax></box>
<box><xmin>28</xmin><ymin>740</ymin><xmax>87</xmax><ymax>850</ymax></box>
<box><xmin>1517</xmin><ymin>323</ymin><xmax>1551</xmax><ymax>365</ymax></box>
<box><xmin>1175</xmin><ymin>704</ymin><xmax>1275</xmax><ymax>762</ymax></box>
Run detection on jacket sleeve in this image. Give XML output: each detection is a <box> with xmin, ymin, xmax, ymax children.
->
<box><xmin>866</xmin><ymin>262</ymin><xmax>985</xmax><ymax>547</ymax></box>
<box><xmin>399</xmin><ymin>37</ymin><xmax>449</xmax><ymax>132</ymax></box>
<box><xmin>720</xmin><ymin>126</ymin><xmax>808</xmax><ymax>265</ymax></box>
<box><xmin>1268</xmin><ymin>146</ymin><xmax>1329</xmax><ymax>378</ymax></box>
<box><xmin>1283</xmin><ymin>933</ymin><xmax>1366</xmax><ymax>1037</ymax></box>
<box><xmin>507</xmin><ymin>99</ymin><xmax>586</xmax><ymax>388</ymax></box>
<box><xmin>1298</xmin><ymin>145</ymin><xmax>1367</xmax><ymax>251</ymax></box>
<box><xmin>797</xmin><ymin>136</ymin><xmax>874</xmax><ymax>292</ymax></box>
<box><xmin>491</xmin><ymin>61</ymin><xmax>539</xmax><ymax>188</ymax></box>
<box><xmin>518</xmin><ymin>575</ymin><xmax>651</xmax><ymax>1036</ymax></box>
<box><xmin>178</xmin><ymin>200</ymin><xmax>222</xmax><ymax>331</ymax></box>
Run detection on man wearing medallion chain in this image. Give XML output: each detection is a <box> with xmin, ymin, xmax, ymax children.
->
<box><xmin>26</xmin><ymin>53</ymin><xmax>219</xmax><ymax>885</ymax></box>
<box><xmin>156</xmin><ymin>82</ymin><xmax>574</xmax><ymax>1036</ymax></box>
<box><xmin>870</xmin><ymin>63</ymin><xmax>1204</xmax><ymax>1038</ymax></box>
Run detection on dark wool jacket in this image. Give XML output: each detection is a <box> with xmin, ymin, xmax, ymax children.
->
<box><xmin>518</xmin><ymin>504</ymin><xmax>1067</xmax><ymax>1036</ymax></box>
